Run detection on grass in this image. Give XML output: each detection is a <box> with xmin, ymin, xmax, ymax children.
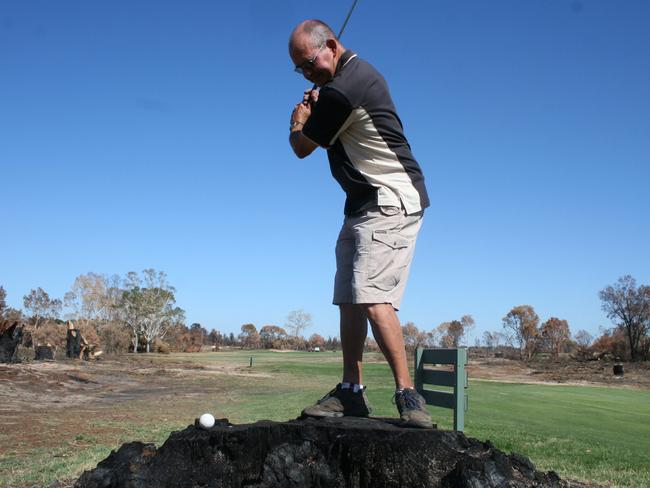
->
<box><xmin>1</xmin><ymin>350</ymin><xmax>649</xmax><ymax>487</ymax></box>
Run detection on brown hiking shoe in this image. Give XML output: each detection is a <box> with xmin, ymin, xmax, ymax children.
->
<box><xmin>302</xmin><ymin>384</ymin><xmax>373</xmax><ymax>418</ymax></box>
<box><xmin>394</xmin><ymin>388</ymin><xmax>433</xmax><ymax>428</ymax></box>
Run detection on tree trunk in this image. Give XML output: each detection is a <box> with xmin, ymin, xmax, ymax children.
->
<box><xmin>626</xmin><ymin>326</ymin><xmax>637</xmax><ymax>361</ymax></box>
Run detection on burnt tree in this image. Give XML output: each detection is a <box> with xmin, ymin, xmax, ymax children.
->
<box><xmin>0</xmin><ymin>322</ymin><xmax>23</xmax><ymax>363</ymax></box>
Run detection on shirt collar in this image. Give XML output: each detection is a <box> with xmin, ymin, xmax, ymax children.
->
<box><xmin>335</xmin><ymin>50</ymin><xmax>357</xmax><ymax>76</ymax></box>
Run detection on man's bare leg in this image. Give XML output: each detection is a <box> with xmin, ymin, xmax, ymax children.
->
<box><xmin>301</xmin><ymin>304</ymin><xmax>371</xmax><ymax>418</ymax></box>
<box><xmin>339</xmin><ymin>303</ymin><xmax>368</xmax><ymax>384</ymax></box>
<box><xmin>362</xmin><ymin>303</ymin><xmax>413</xmax><ymax>390</ymax></box>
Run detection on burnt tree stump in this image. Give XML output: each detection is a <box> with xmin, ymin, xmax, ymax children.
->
<box><xmin>34</xmin><ymin>344</ymin><xmax>56</xmax><ymax>360</ymax></box>
<box><xmin>75</xmin><ymin>417</ymin><xmax>594</xmax><ymax>488</ymax></box>
<box><xmin>0</xmin><ymin>322</ymin><xmax>23</xmax><ymax>363</ymax></box>
<box><xmin>67</xmin><ymin>328</ymin><xmax>83</xmax><ymax>358</ymax></box>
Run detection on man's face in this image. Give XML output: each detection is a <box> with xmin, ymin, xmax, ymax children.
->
<box><xmin>290</xmin><ymin>35</ymin><xmax>335</xmax><ymax>87</ymax></box>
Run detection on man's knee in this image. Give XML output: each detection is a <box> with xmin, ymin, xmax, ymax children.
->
<box><xmin>359</xmin><ymin>303</ymin><xmax>394</xmax><ymax>322</ymax></box>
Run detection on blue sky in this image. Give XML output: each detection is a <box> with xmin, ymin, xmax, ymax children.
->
<box><xmin>2</xmin><ymin>0</ymin><xmax>649</xmax><ymax>342</ymax></box>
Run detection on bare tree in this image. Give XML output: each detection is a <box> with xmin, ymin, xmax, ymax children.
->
<box><xmin>502</xmin><ymin>305</ymin><xmax>540</xmax><ymax>360</ymax></box>
<box><xmin>599</xmin><ymin>275</ymin><xmax>650</xmax><ymax>361</ymax></box>
<box><xmin>285</xmin><ymin>309</ymin><xmax>312</xmax><ymax>338</ymax></box>
<box><xmin>460</xmin><ymin>315</ymin><xmax>475</xmax><ymax>346</ymax></box>
<box><xmin>574</xmin><ymin>330</ymin><xmax>593</xmax><ymax>348</ymax></box>
<box><xmin>64</xmin><ymin>272</ymin><xmax>121</xmax><ymax>328</ymax></box>
<box><xmin>483</xmin><ymin>330</ymin><xmax>504</xmax><ymax>352</ymax></box>
<box><xmin>23</xmin><ymin>288</ymin><xmax>62</xmax><ymax>328</ymax></box>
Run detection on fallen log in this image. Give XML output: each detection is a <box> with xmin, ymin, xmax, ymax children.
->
<box><xmin>74</xmin><ymin>416</ymin><xmax>596</xmax><ymax>488</ymax></box>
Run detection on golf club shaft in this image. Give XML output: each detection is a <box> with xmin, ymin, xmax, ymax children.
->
<box><xmin>308</xmin><ymin>0</ymin><xmax>359</xmax><ymax>95</ymax></box>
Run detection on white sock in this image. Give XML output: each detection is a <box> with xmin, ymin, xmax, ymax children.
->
<box><xmin>341</xmin><ymin>382</ymin><xmax>364</xmax><ymax>392</ymax></box>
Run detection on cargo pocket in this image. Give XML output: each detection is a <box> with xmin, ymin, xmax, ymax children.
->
<box><xmin>368</xmin><ymin>229</ymin><xmax>410</xmax><ymax>291</ymax></box>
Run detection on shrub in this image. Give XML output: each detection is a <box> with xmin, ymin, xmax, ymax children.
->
<box><xmin>32</xmin><ymin>322</ymin><xmax>67</xmax><ymax>349</ymax></box>
<box><xmin>592</xmin><ymin>328</ymin><xmax>628</xmax><ymax>360</ymax></box>
<box><xmin>154</xmin><ymin>340</ymin><xmax>171</xmax><ymax>354</ymax></box>
<box><xmin>98</xmin><ymin>323</ymin><xmax>132</xmax><ymax>355</ymax></box>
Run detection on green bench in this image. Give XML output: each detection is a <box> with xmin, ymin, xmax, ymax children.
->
<box><xmin>414</xmin><ymin>347</ymin><xmax>468</xmax><ymax>431</ymax></box>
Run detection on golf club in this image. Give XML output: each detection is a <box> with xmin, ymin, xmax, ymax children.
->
<box><xmin>305</xmin><ymin>0</ymin><xmax>359</xmax><ymax>100</ymax></box>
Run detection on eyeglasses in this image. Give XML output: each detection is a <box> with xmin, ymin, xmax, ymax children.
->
<box><xmin>294</xmin><ymin>43</ymin><xmax>326</xmax><ymax>74</ymax></box>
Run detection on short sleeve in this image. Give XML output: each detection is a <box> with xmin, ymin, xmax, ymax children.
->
<box><xmin>302</xmin><ymin>87</ymin><xmax>353</xmax><ymax>148</ymax></box>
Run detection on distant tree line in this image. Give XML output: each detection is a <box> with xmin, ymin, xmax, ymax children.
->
<box><xmin>373</xmin><ymin>275</ymin><xmax>649</xmax><ymax>363</ymax></box>
<box><xmin>479</xmin><ymin>275</ymin><xmax>649</xmax><ymax>362</ymax></box>
<box><xmin>2</xmin><ymin>274</ymin><xmax>648</xmax><ymax>361</ymax></box>
<box><xmin>234</xmin><ymin>310</ymin><xmax>339</xmax><ymax>351</ymax></box>
<box><xmin>1</xmin><ymin>278</ymin><xmax>335</xmax><ymax>356</ymax></box>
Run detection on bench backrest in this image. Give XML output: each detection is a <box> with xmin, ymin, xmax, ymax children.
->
<box><xmin>414</xmin><ymin>347</ymin><xmax>468</xmax><ymax>431</ymax></box>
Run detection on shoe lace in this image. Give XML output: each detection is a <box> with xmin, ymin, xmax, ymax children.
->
<box><xmin>317</xmin><ymin>384</ymin><xmax>342</xmax><ymax>404</ymax></box>
<box><xmin>392</xmin><ymin>389</ymin><xmax>422</xmax><ymax>410</ymax></box>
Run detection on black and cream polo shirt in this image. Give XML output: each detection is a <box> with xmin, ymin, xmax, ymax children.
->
<box><xmin>302</xmin><ymin>50</ymin><xmax>430</xmax><ymax>216</ymax></box>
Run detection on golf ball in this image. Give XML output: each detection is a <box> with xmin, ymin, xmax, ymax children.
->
<box><xmin>199</xmin><ymin>413</ymin><xmax>215</xmax><ymax>428</ymax></box>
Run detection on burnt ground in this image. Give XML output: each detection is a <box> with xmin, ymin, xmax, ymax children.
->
<box><xmin>467</xmin><ymin>356</ymin><xmax>650</xmax><ymax>389</ymax></box>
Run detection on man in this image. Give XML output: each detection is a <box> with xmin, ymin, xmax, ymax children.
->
<box><xmin>288</xmin><ymin>20</ymin><xmax>432</xmax><ymax>428</ymax></box>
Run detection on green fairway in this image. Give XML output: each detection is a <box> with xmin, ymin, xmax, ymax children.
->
<box><xmin>2</xmin><ymin>350</ymin><xmax>648</xmax><ymax>488</ymax></box>
<box><xmin>196</xmin><ymin>350</ymin><xmax>650</xmax><ymax>488</ymax></box>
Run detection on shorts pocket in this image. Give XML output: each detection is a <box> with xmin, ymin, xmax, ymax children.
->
<box><xmin>368</xmin><ymin>229</ymin><xmax>410</xmax><ymax>291</ymax></box>
<box><xmin>372</xmin><ymin>230</ymin><xmax>410</xmax><ymax>250</ymax></box>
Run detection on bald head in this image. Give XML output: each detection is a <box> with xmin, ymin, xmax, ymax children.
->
<box><xmin>289</xmin><ymin>20</ymin><xmax>342</xmax><ymax>56</ymax></box>
<box><xmin>289</xmin><ymin>20</ymin><xmax>346</xmax><ymax>86</ymax></box>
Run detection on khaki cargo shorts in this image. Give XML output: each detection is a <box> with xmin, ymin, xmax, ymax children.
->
<box><xmin>333</xmin><ymin>205</ymin><xmax>423</xmax><ymax>310</ymax></box>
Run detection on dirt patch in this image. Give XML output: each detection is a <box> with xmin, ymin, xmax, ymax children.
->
<box><xmin>0</xmin><ymin>356</ymin><xmax>270</xmax><ymax>413</ymax></box>
<box><xmin>468</xmin><ymin>357</ymin><xmax>650</xmax><ymax>389</ymax></box>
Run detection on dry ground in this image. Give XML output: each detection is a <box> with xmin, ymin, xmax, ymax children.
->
<box><xmin>467</xmin><ymin>356</ymin><xmax>650</xmax><ymax>389</ymax></box>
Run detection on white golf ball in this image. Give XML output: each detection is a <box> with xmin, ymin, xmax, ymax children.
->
<box><xmin>199</xmin><ymin>413</ymin><xmax>215</xmax><ymax>428</ymax></box>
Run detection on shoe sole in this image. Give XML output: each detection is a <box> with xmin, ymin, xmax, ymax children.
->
<box><xmin>400</xmin><ymin>419</ymin><xmax>434</xmax><ymax>429</ymax></box>
<box><xmin>302</xmin><ymin>410</ymin><xmax>344</xmax><ymax>418</ymax></box>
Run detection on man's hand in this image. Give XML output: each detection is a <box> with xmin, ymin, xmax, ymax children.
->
<box><xmin>290</xmin><ymin>89</ymin><xmax>318</xmax><ymax>129</ymax></box>
<box><xmin>303</xmin><ymin>88</ymin><xmax>319</xmax><ymax>105</ymax></box>
<box><xmin>290</xmin><ymin>101</ymin><xmax>311</xmax><ymax>130</ymax></box>
<box><xmin>289</xmin><ymin>89</ymin><xmax>319</xmax><ymax>159</ymax></box>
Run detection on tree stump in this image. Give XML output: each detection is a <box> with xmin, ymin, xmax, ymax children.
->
<box><xmin>0</xmin><ymin>322</ymin><xmax>23</xmax><ymax>363</ymax></box>
<box><xmin>67</xmin><ymin>328</ymin><xmax>83</xmax><ymax>359</ymax></box>
<box><xmin>75</xmin><ymin>417</ymin><xmax>596</xmax><ymax>488</ymax></box>
<box><xmin>34</xmin><ymin>344</ymin><xmax>55</xmax><ymax>360</ymax></box>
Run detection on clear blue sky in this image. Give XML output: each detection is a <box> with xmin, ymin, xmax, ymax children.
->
<box><xmin>2</xmin><ymin>1</ymin><xmax>649</xmax><ymax>342</ymax></box>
